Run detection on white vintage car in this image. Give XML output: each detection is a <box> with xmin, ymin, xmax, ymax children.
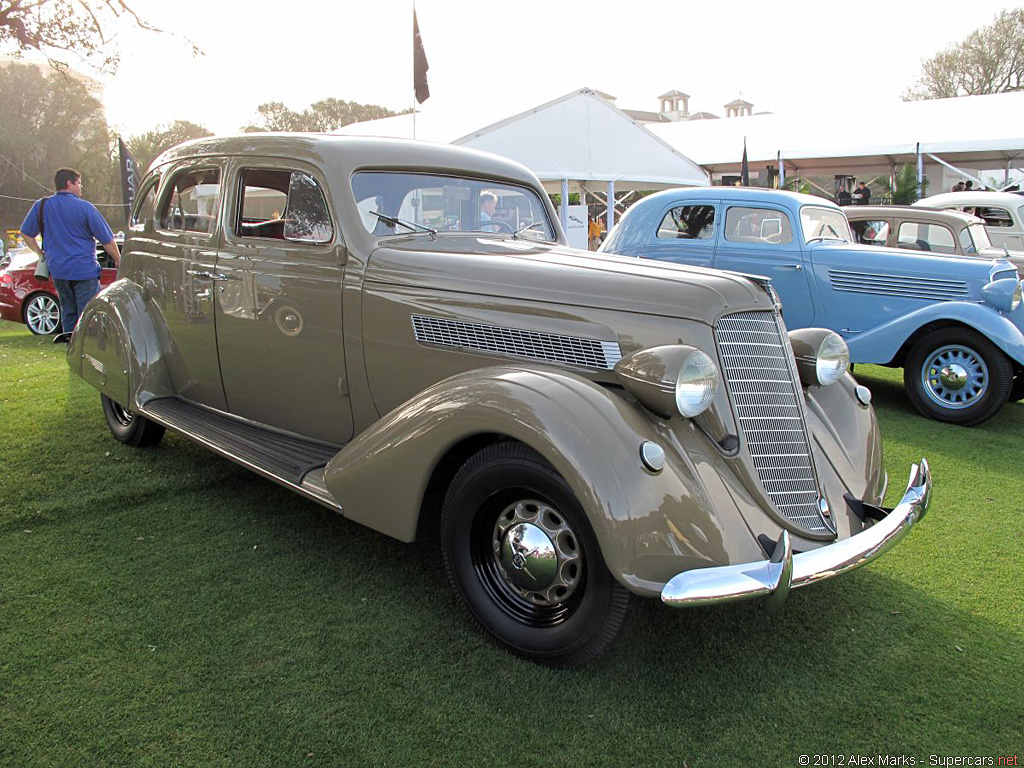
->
<box><xmin>916</xmin><ymin>191</ymin><xmax>1024</xmax><ymax>251</ymax></box>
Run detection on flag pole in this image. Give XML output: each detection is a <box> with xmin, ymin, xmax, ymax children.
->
<box><xmin>412</xmin><ymin>1</ymin><xmax>417</xmax><ymax>139</ymax></box>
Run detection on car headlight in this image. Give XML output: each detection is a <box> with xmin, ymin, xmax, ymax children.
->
<box><xmin>614</xmin><ymin>345</ymin><xmax>720</xmax><ymax>419</ymax></box>
<box><xmin>788</xmin><ymin>329</ymin><xmax>849</xmax><ymax>387</ymax></box>
<box><xmin>981</xmin><ymin>277</ymin><xmax>1022</xmax><ymax>313</ymax></box>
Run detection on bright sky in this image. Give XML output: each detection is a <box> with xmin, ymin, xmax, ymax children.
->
<box><xmin>96</xmin><ymin>0</ymin><xmax>1021</xmax><ymax>139</ymax></box>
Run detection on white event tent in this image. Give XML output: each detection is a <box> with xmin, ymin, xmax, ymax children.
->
<box><xmin>334</xmin><ymin>88</ymin><xmax>708</xmax><ymax>231</ymax></box>
<box><xmin>647</xmin><ymin>91</ymin><xmax>1024</xmax><ymax>194</ymax></box>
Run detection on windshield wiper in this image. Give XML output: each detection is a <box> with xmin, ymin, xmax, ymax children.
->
<box><xmin>512</xmin><ymin>221</ymin><xmax>549</xmax><ymax>240</ymax></box>
<box><xmin>807</xmin><ymin>223</ymin><xmax>846</xmax><ymax>244</ymax></box>
<box><xmin>369</xmin><ymin>211</ymin><xmax>436</xmax><ymax>238</ymax></box>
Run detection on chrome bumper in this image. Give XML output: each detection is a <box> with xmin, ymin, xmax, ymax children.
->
<box><xmin>661</xmin><ymin>458</ymin><xmax>931</xmax><ymax>610</ymax></box>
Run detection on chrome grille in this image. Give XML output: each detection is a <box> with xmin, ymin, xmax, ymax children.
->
<box><xmin>411</xmin><ymin>314</ymin><xmax>623</xmax><ymax>370</ymax></box>
<box><xmin>715</xmin><ymin>311</ymin><xmax>831</xmax><ymax>534</ymax></box>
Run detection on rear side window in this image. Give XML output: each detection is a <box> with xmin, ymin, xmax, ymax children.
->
<box><xmin>130</xmin><ymin>177</ymin><xmax>159</xmax><ymax>230</ymax></box>
<box><xmin>725</xmin><ymin>206</ymin><xmax>793</xmax><ymax>244</ymax></box>
<box><xmin>237</xmin><ymin>169</ymin><xmax>333</xmax><ymax>244</ymax></box>
<box><xmin>656</xmin><ymin>205</ymin><xmax>716</xmax><ymax>240</ymax></box>
<box><xmin>159</xmin><ymin>168</ymin><xmax>221</xmax><ymax>234</ymax></box>
<box><xmin>851</xmin><ymin>219</ymin><xmax>887</xmax><ymax>245</ymax></box>
<box><xmin>897</xmin><ymin>222</ymin><xmax>956</xmax><ymax>254</ymax></box>
<box><xmin>973</xmin><ymin>206</ymin><xmax>1013</xmax><ymax>227</ymax></box>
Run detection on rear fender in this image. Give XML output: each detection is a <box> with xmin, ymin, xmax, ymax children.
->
<box><xmin>67</xmin><ymin>278</ymin><xmax>173</xmax><ymax>409</ymax></box>
<box><xmin>846</xmin><ymin>300</ymin><xmax>1024</xmax><ymax>367</ymax></box>
<box><xmin>323</xmin><ymin>365</ymin><xmax>765</xmax><ymax>597</ymax></box>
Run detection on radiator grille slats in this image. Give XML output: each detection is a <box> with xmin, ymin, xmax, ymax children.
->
<box><xmin>716</xmin><ymin>311</ymin><xmax>831</xmax><ymax>534</ymax></box>
<box><xmin>411</xmin><ymin>314</ymin><xmax>623</xmax><ymax>370</ymax></box>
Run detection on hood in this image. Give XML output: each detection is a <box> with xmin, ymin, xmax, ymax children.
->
<box><xmin>365</xmin><ymin>234</ymin><xmax>775</xmax><ymax>324</ymax></box>
<box><xmin>978</xmin><ymin>247</ymin><xmax>1024</xmax><ymax>271</ymax></box>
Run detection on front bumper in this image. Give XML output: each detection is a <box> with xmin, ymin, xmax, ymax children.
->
<box><xmin>661</xmin><ymin>458</ymin><xmax>931</xmax><ymax>610</ymax></box>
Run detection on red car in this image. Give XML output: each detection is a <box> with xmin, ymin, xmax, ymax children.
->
<box><xmin>0</xmin><ymin>245</ymin><xmax>119</xmax><ymax>335</ymax></box>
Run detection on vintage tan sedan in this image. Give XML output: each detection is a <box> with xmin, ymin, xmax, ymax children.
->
<box><xmin>67</xmin><ymin>135</ymin><xmax>930</xmax><ymax>665</ymax></box>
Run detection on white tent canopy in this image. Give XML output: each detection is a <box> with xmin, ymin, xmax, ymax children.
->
<box><xmin>647</xmin><ymin>91</ymin><xmax>1024</xmax><ymax>184</ymax></box>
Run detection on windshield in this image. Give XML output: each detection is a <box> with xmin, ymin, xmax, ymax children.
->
<box><xmin>351</xmin><ymin>171</ymin><xmax>555</xmax><ymax>241</ymax></box>
<box><xmin>962</xmin><ymin>222</ymin><xmax>993</xmax><ymax>253</ymax></box>
<box><xmin>800</xmin><ymin>206</ymin><xmax>852</xmax><ymax>243</ymax></box>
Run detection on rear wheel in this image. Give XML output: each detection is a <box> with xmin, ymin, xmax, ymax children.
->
<box><xmin>24</xmin><ymin>293</ymin><xmax>60</xmax><ymax>335</ymax></box>
<box><xmin>903</xmin><ymin>327</ymin><xmax>1012</xmax><ymax>426</ymax></box>
<box><xmin>101</xmin><ymin>394</ymin><xmax>165</xmax><ymax>447</ymax></box>
<box><xmin>440</xmin><ymin>442</ymin><xmax>632</xmax><ymax>666</ymax></box>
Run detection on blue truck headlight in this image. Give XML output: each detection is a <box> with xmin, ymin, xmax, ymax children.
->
<box><xmin>981</xmin><ymin>277</ymin><xmax>1022</xmax><ymax>313</ymax></box>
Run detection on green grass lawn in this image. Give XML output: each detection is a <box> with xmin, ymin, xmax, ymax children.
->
<box><xmin>1</xmin><ymin>321</ymin><xmax>1021</xmax><ymax>767</ymax></box>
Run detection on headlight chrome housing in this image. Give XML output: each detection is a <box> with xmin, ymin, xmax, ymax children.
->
<box><xmin>614</xmin><ymin>345</ymin><xmax>720</xmax><ymax>419</ymax></box>
<box><xmin>981</xmin><ymin>277</ymin><xmax>1022</xmax><ymax>313</ymax></box>
<box><xmin>788</xmin><ymin>329</ymin><xmax>849</xmax><ymax>387</ymax></box>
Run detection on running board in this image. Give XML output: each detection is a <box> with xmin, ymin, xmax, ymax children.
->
<box><xmin>140</xmin><ymin>397</ymin><xmax>343</xmax><ymax>511</ymax></box>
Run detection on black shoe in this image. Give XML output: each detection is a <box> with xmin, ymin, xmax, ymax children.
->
<box><xmin>53</xmin><ymin>332</ymin><xmax>71</xmax><ymax>344</ymax></box>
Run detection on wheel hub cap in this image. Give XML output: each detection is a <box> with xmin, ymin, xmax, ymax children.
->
<box><xmin>492</xmin><ymin>500</ymin><xmax>582</xmax><ymax>607</ymax></box>
<box><xmin>500</xmin><ymin>523</ymin><xmax>557</xmax><ymax>589</ymax></box>
<box><xmin>939</xmin><ymin>364</ymin><xmax>968</xmax><ymax>390</ymax></box>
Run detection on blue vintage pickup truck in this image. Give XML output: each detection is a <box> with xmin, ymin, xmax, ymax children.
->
<box><xmin>601</xmin><ymin>187</ymin><xmax>1024</xmax><ymax>425</ymax></box>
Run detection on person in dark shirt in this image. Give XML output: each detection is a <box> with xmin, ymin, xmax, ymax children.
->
<box><xmin>852</xmin><ymin>181</ymin><xmax>871</xmax><ymax>205</ymax></box>
<box><xmin>19</xmin><ymin>168</ymin><xmax>120</xmax><ymax>342</ymax></box>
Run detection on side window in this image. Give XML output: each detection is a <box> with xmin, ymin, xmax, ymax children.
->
<box><xmin>129</xmin><ymin>177</ymin><xmax>159</xmax><ymax>230</ymax></box>
<box><xmin>656</xmin><ymin>205</ymin><xmax>716</xmax><ymax>240</ymax></box>
<box><xmin>159</xmin><ymin>168</ymin><xmax>221</xmax><ymax>234</ymax></box>
<box><xmin>725</xmin><ymin>207</ymin><xmax>793</xmax><ymax>244</ymax></box>
<box><xmin>237</xmin><ymin>169</ymin><xmax>333</xmax><ymax>244</ymax></box>
<box><xmin>974</xmin><ymin>206</ymin><xmax>1013</xmax><ymax>227</ymax></box>
<box><xmin>898</xmin><ymin>222</ymin><xmax>956</xmax><ymax>254</ymax></box>
<box><xmin>851</xmin><ymin>219</ymin><xmax>887</xmax><ymax>245</ymax></box>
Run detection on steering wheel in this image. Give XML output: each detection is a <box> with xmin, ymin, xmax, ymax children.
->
<box><xmin>475</xmin><ymin>219</ymin><xmax>514</xmax><ymax>234</ymax></box>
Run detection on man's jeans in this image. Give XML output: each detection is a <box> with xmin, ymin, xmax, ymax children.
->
<box><xmin>52</xmin><ymin>278</ymin><xmax>99</xmax><ymax>333</ymax></box>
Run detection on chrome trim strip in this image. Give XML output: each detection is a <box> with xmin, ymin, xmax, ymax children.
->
<box><xmin>660</xmin><ymin>458</ymin><xmax>930</xmax><ymax>608</ymax></box>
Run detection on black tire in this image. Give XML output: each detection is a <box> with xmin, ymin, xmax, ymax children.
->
<box><xmin>440</xmin><ymin>442</ymin><xmax>632</xmax><ymax>666</ymax></box>
<box><xmin>23</xmin><ymin>292</ymin><xmax>60</xmax><ymax>335</ymax></box>
<box><xmin>101</xmin><ymin>394</ymin><xmax>166</xmax><ymax>447</ymax></box>
<box><xmin>1009</xmin><ymin>376</ymin><xmax>1024</xmax><ymax>403</ymax></box>
<box><xmin>903</xmin><ymin>327</ymin><xmax>1013</xmax><ymax>426</ymax></box>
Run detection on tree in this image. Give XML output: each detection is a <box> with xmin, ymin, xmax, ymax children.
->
<box><xmin>904</xmin><ymin>9</ymin><xmax>1024</xmax><ymax>100</ymax></box>
<box><xmin>890</xmin><ymin>165</ymin><xmax>927</xmax><ymax>205</ymax></box>
<box><xmin>0</xmin><ymin>0</ymin><xmax>188</xmax><ymax>73</ymax></box>
<box><xmin>0</xmin><ymin>61</ymin><xmax>121</xmax><ymax>233</ymax></box>
<box><xmin>125</xmin><ymin>120</ymin><xmax>213</xmax><ymax>175</ymax></box>
<box><xmin>242</xmin><ymin>98</ymin><xmax>407</xmax><ymax>133</ymax></box>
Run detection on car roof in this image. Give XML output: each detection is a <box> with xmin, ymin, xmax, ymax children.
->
<box><xmin>149</xmin><ymin>133</ymin><xmax>544</xmax><ymax>190</ymax></box>
<box><xmin>917</xmin><ymin>191</ymin><xmax>1024</xmax><ymax>207</ymax></box>
<box><xmin>847</xmin><ymin>205</ymin><xmax>983</xmax><ymax>225</ymax></box>
<box><xmin>637</xmin><ymin>185</ymin><xmax>840</xmax><ymax>211</ymax></box>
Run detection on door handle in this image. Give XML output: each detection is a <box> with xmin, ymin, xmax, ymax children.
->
<box><xmin>187</xmin><ymin>270</ymin><xmax>229</xmax><ymax>280</ymax></box>
<box><xmin>780</xmin><ymin>264</ymin><xmax>803</xmax><ymax>271</ymax></box>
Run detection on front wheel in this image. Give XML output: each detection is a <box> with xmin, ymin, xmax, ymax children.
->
<box><xmin>101</xmin><ymin>394</ymin><xmax>166</xmax><ymax>447</ymax></box>
<box><xmin>903</xmin><ymin>327</ymin><xmax>1013</xmax><ymax>426</ymax></box>
<box><xmin>440</xmin><ymin>443</ymin><xmax>632</xmax><ymax>666</ymax></box>
<box><xmin>24</xmin><ymin>293</ymin><xmax>60</xmax><ymax>335</ymax></box>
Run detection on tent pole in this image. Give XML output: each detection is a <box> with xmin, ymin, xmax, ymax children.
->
<box><xmin>560</xmin><ymin>179</ymin><xmax>569</xmax><ymax>233</ymax></box>
<box><xmin>607</xmin><ymin>180</ymin><xmax>615</xmax><ymax>231</ymax></box>
<box><xmin>916</xmin><ymin>143</ymin><xmax>923</xmax><ymax>199</ymax></box>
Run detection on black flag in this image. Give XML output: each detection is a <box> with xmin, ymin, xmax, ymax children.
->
<box><xmin>740</xmin><ymin>138</ymin><xmax>749</xmax><ymax>186</ymax></box>
<box><xmin>413</xmin><ymin>11</ymin><xmax>430</xmax><ymax>104</ymax></box>
<box><xmin>118</xmin><ymin>137</ymin><xmax>141</xmax><ymax>226</ymax></box>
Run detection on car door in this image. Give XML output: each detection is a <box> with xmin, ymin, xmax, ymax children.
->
<box><xmin>712</xmin><ymin>203</ymin><xmax>816</xmax><ymax>328</ymax></box>
<box><xmin>635</xmin><ymin>201</ymin><xmax>719</xmax><ymax>268</ymax></box>
<box><xmin>141</xmin><ymin>162</ymin><xmax>227</xmax><ymax>409</ymax></box>
<box><xmin>214</xmin><ymin>161</ymin><xmax>352</xmax><ymax>445</ymax></box>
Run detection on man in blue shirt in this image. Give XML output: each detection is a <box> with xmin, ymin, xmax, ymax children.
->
<box><xmin>19</xmin><ymin>168</ymin><xmax>120</xmax><ymax>343</ymax></box>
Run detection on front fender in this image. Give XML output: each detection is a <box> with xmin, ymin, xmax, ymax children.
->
<box><xmin>846</xmin><ymin>300</ymin><xmax>1024</xmax><ymax>367</ymax></box>
<box><xmin>322</xmin><ymin>365</ymin><xmax>765</xmax><ymax>597</ymax></box>
<box><xmin>67</xmin><ymin>278</ymin><xmax>173</xmax><ymax>409</ymax></box>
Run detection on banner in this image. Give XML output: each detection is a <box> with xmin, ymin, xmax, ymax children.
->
<box><xmin>118</xmin><ymin>137</ymin><xmax>142</xmax><ymax>227</ymax></box>
<box><xmin>413</xmin><ymin>11</ymin><xmax>430</xmax><ymax>104</ymax></box>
